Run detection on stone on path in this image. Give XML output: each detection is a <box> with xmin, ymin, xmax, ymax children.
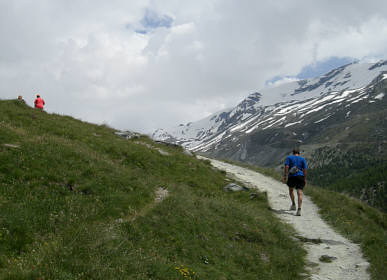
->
<box><xmin>319</xmin><ymin>255</ymin><xmax>338</xmax><ymax>263</ymax></box>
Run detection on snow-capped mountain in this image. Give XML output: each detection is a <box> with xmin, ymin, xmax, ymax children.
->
<box><xmin>153</xmin><ymin>60</ymin><xmax>387</xmax><ymax>165</ymax></box>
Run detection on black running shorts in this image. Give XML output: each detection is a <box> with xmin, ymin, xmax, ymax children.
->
<box><xmin>287</xmin><ymin>176</ymin><xmax>305</xmax><ymax>190</ymax></box>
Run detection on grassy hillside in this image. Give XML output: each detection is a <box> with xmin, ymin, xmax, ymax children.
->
<box><xmin>0</xmin><ymin>100</ymin><xmax>306</xmax><ymax>279</ymax></box>
<box><xmin>308</xmin><ymin>144</ymin><xmax>387</xmax><ymax>211</ymax></box>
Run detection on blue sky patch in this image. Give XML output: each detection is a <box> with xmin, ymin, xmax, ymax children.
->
<box><xmin>266</xmin><ymin>56</ymin><xmax>356</xmax><ymax>86</ymax></box>
<box><xmin>136</xmin><ymin>9</ymin><xmax>173</xmax><ymax>34</ymax></box>
<box><xmin>296</xmin><ymin>57</ymin><xmax>356</xmax><ymax>79</ymax></box>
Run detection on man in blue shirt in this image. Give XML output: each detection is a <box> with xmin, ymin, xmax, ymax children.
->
<box><xmin>283</xmin><ymin>148</ymin><xmax>308</xmax><ymax>216</ymax></box>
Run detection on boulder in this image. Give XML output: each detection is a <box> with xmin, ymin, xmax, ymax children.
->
<box><xmin>224</xmin><ymin>183</ymin><xmax>249</xmax><ymax>192</ymax></box>
<box><xmin>250</xmin><ymin>193</ymin><xmax>259</xmax><ymax>199</ymax></box>
<box><xmin>115</xmin><ymin>130</ymin><xmax>141</xmax><ymax>139</ymax></box>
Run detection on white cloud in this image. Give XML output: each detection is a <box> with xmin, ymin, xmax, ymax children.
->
<box><xmin>0</xmin><ymin>0</ymin><xmax>387</xmax><ymax>133</ymax></box>
<box><xmin>171</xmin><ymin>22</ymin><xmax>195</xmax><ymax>35</ymax></box>
<box><xmin>266</xmin><ymin>77</ymin><xmax>300</xmax><ymax>88</ymax></box>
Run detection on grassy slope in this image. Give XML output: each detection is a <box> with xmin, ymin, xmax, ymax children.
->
<box><xmin>305</xmin><ymin>187</ymin><xmax>386</xmax><ymax>280</ymax></box>
<box><xmin>0</xmin><ymin>100</ymin><xmax>306</xmax><ymax>279</ymax></box>
<box><xmin>222</xmin><ymin>159</ymin><xmax>387</xmax><ymax>280</ymax></box>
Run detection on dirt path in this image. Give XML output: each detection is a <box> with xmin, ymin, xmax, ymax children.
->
<box><xmin>204</xmin><ymin>157</ymin><xmax>370</xmax><ymax>280</ymax></box>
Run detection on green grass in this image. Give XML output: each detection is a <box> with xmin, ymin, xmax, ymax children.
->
<box><xmin>305</xmin><ymin>187</ymin><xmax>386</xmax><ymax>280</ymax></box>
<box><xmin>307</xmin><ymin>145</ymin><xmax>387</xmax><ymax>211</ymax></box>
<box><xmin>0</xmin><ymin>100</ymin><xmax>307</xmax><ymax>279</ymax></box>
<box><xmin>222</xmin><ymin>158</ymin><xmax>387</xmax><ymax>280</ymax></box>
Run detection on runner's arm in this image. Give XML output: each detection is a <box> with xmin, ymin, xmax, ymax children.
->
<box><xmin>303</xmin><ymin>169</ymin><xmax>307</xmax><ymax>185</ymax></box>
<box><xmin>283</xmin><ymin>165</ymin><xmax>289</xmax><ymax>182</ymax></box>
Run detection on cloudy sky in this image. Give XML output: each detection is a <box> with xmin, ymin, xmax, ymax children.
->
<box><xmin>1</xmin><ymin>0</ymin><xmax>387</xmax><ymax>133</ymax></box>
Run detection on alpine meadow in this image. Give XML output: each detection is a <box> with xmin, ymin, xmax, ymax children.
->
<box><xmin>1</xmin><ymin>100</ymin><xmax>307</xmax><ymax>279</ymax></box>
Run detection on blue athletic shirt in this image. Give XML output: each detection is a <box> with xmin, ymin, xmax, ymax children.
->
<box><xmin>285</xmin><ymin>155</ymin><xmax>308</xmax><ymax>177</ymax></box>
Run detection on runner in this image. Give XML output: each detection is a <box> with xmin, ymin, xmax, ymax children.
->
<box><xmin>283</xmin><ymin>148</ymin><xmax>308</xmax><ymax>216</ymax></box>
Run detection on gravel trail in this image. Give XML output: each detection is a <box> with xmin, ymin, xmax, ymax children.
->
<box><xmin>204</xmin><ymin>157</ymin><xmax>370</xmax><ymax>280</ymax></box>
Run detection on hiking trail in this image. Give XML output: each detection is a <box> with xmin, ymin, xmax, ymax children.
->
<box><xmin>203</xmin><ymin>157</ymin><xmax>370</xmax><ymax>280</ymax></box>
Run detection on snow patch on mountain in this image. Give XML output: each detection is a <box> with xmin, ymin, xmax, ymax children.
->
<box><xmin>285</xmin><ymin>120</ymin><xmax>302</xmax><ymax>127</ymax></box>
<box><xmin>374</xmin><ymin>93</ymin><xmax>385</xmax><ymax>100</ymax></box>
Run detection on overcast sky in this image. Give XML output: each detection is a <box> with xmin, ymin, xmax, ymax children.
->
<box><xmin>1</xmin><ymin>0</ymin><xmax>387</xmax><ymax>133</ymax></box>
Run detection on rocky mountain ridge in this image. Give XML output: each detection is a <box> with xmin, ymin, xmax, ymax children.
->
<box><xmin>153</xmin><ymin>61</ymin><xmax>387</xmax><ymax>165</ymax></box>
